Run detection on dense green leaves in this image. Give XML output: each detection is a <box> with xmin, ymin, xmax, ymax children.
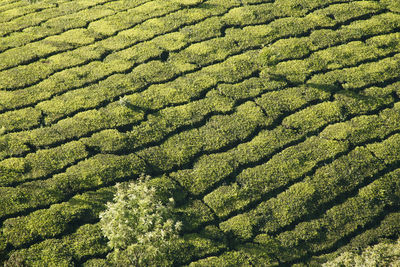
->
<box><xmin>1</xmin><ymin>0</ymin><xmax>400</xmax><ymax>265</ymax></box>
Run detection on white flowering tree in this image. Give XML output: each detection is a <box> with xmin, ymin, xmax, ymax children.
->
<box><xmin>99</xmin><ymin>175</ymin><xmax>182</xmax><ymax>266</ymax></box>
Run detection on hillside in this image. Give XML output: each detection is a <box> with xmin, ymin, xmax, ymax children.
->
<box><xmin>0</xmin><ymin>0</ymin><xmax>400</xmax><ymax>265</ymax></box>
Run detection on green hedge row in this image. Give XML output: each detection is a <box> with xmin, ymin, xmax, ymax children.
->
<box><xmin>0</xmin><ymin>107</ymin><xmax>42</xmax><ymax>132</ymax></box>
<box><xmin>217</xmin><ymin>75</ymin><xmax>286</xmax><ymax>102</ymax></box>
<box><xmin>88</xmin><ymin>0</ymin><xmax>205</xmax><ymax>38</ymax></box>
<box><xmin>0</xmin><ymin>0</ymin><xmax>386</xmax><ymax>133</ymax></box>
<box><xmin>80</xmin><ymin>91</ymin><xmax>230</xmax><ymax>155</ymax></box>
<box><xmin>309</xmin><ymin>53</ymin><xmax>400</xmax><ymax>90</ymax></box>
<box><xmin>270</xmin><ymin>32</ymin><xmax>400</xmax><ymax>84</ymax></box>
<box><xmin>0</xmin><ymin>4</ymin><xmax>266</xmax><ymax>125</ymax></box>
<box><xmin>203</xmin><ymin>90</ymin><xmax>396</xmax><ymax>218</ymax></box>
<box><xmin>0</xmin><ymin>0</ymin><xmax>204</xmax><ymax>70</ymax></box>
<box><xmin>174</xmin><ymin>1</ymin><xmax>382</xmax><ymax>68</ymax></box>
<box><xmin>1</xmin><ymin>186</ymin><xmax>114</xmax><ymax>248</ymax></box>
<box><xmin>178</xmin><ymin>83</ymin><xmax>396</xmax><ymax>200</ymax></box>
<box><xmin>216</xmin><ymin>136</ymin><xmax>348</xmax><ymax>230</ymax></box>
<box><xmin>330</xmin><ymin>211</ymin><xmax>400</xmax><ymax>257</ymax></box>
<box><xmin>0</xmin><ymin>46</ymin><xmax>108</xmax><ymax>111</ymax></box>
<box><xmin>189</xmin><ymin>243</ymin><xmax>279</xmax><ymax>266</ymax></box>
<box><xmin>5</xmin><ymin>222</ymin><xmax>226</xmax><ymax>266</ymax></box>
<box><xmin>320</xmin><ymin>100</ymin><xmax>400</xmax><ymax>145</ymax></box>
<box><xmin>0</xmin><ymin>101</ymin><xmax>145</xmax><ymax>160</ymax></box>
<box><xmin>222</xmin><ymin>0</ymin><xmax>369</xmax><ymax>27</ymax></box>
<box><xmin>0</xmin><ymin>0</ymin><xmax>385</xmax><ymax>111</ymax></box>
<box><xmin>0</xmin><ymin>153</ymin><xmax>146</xmax><ymax>219</ymax></box>
<box><xmin>261</xmin><ymin>12</ymin><xmax>400</xmax><ymax>65</ymax></box>
<box><xmin>0</xmin><ymin>1</ymin><xmax>30</xmax><ymax>16</ymax></box>
<box><xmin>0</xmin><ymin>43</ymin><xmax>113</xmax><ymax>91</ymax></box>
<box><xmin>255</xmin><ymin>86</ymin><xmax>331</xmax><ymax>122</ymax></box>
<box><xmin>0</xmin><ymin>57</ymin><xmax>133</xmax><ymax>114</ymax></box>
<box><xmin>90</xmin><ymin>0</ymin><xmax>233</xmax><ymax>52</ymax></box>
<box><xmin>0</xmin><ymin>28</ymin><xmax>98</xmax><ymax>71</ymax></box>
<box><xmin>0</xmin><ymin>0</ymin><xmax>111</xmax><ymax>36</ymax></box>
<box><xmin>311</xmin><ymin>211</ymin><xmax>400</xmax><ymax>264</ymax></box>
<box><xmin>271</xmin><ymin>164</ymin><xmax>400</xmax><ymax>262</ymax></box>
<box><xmin>139</xmin><ymin>101</ymin><xmax>266</xmax><ymax>173</ymax></box>
<box><xmin>0</xmin><ymin>0</ymin><xmax>214</xmax><ymax>90</ymax></box>
<box><xmin>126</xmin><ymin>90</ymin><xmax>233</xmax><ymax>150</ymax></box>
<box><xmin>381</xmin><ymin>0</ymin><xmax>400</xmax><ymax>12</ymax></box>
<box><xmin>35</xmin><ymin>8</ymin><xmax>269</xmax><ymax>124</ymax></box>
<box><xmin>171</xmin><ymin>88</ymin><xmax>330</xmax><ymax>196</ymax></box>
<box><xmin>0</xmin><ymin>1</ymin><xmax>206</xmax><ymax>110</ymax></box>
<box><xmin>0</xmin><ymin>140</ymin><xmax>88</xmax><ymax>186</ymax></box>
<box><xmin>0</xmin><ymin>175</ymin><xmax>208</xmax><ymax>251</ymax></box>
<box><xmin>105</xmin><ymin>15</ymin><xmax>224</xmax><ymax>63</ymax></box>
<box><xmin>6</xmin><ymin>5</ymin><xmax>114</xmax><ymax>46</ymax></box>
<box><xmin>0</xmin><ymin>55</ymin><xmax>260</xmax><ymax>187</ymax></box>
<box><xmin>4</xmin><ymin>223</ymin><xmax>109</xmax><ymax>267</ymax></box>
<box><xmin>216</xmin><ymin>105</ymin><xmax>400</xmax><ymax>240</ymax></box>
<box><xmin>0</xmin><ymin>1</ymin><xmax>58</xmax><ymax>23</ymax></box>
<box><xmin>0</xmin><ymin>49</ymin><xmax>261</xmax><ymax>161</ymax></box>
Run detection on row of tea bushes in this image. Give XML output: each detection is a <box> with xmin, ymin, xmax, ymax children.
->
<box><xmin>0</xmin><ymin>70</ymin><xmax>390</xmax><ymax>251</ymax></box>
<box><xmin>0</xmin><ymin>0</ymin><xmax>210</xmax><ymax>71</ymax></box>
<box><xmin>308</xmin><ymin>53</ymin><xmax>400</xmax><ymax>90</ymax></box>
<box><xmin>270</xmin><ymin>32</ymin><xmax>400</xmax><ymax>84</ymax></box>
<box><xmin>0</xmin><ymin>0</ymin><xmax>112</xmax><ymax>36</ymax></box>
<box><xmin>0</xmin><ymin>50</ymin><xmax>260</xmax><ymax>161</ymax></box>
<box><xmin>0</xmin><ymin>0</ymin><xmax>385</xmax><ymax>112</ymax></box>
<box><xmin>0</xmin><ymin>174</ymin><xmax>213</xmax><ymax>251</ymax></box>
<box><xmin>2</xmin><ymin>187</ymin><xmax>114</xmax><ymax>248</ymax></box>
<box><xmin>216</xmin><ymin>103</ymin><xmax>400</xmax><ymax>240</ymax></box>
<box><xmin>0</xmin><ymin>140</ymin><xmax>88</xmax><ymax>186</ymax></box>
<box><xmin>327</xmin><ymin>211</ymin><xmax>400</xmax><ymax>258</ymax></box>
<box><xmin>0</xmin><ymin>5</ymin><xmax>115</xmax><ymax>51</ymax></box>
<box><xmin>271</xmin><ymin>165</ymin><xmax>400</xmax><ymax>262</ymax></box>
<box><xmin>0</xmin><ymin>56</ymin><xmax>260</xmax><ymax>190</ymax></box>
<box><xmin>220</xmin><ymin>132</ymin><xmax>400</xmax><ymax>248</ymax></box>
<box><xmin>34</xmin><ymin>18</ymin><xmax>278</xmax><ymax>124</ymax></box>
<box><xmin>0</xmin><ymin>1</ymin><xmax>392</xmax><ymax>160</ymax></box>
<box><xmin>0</xmin><ymin>101</ymin><xmax>145</xmax><ymax>160</ymax></box>
<box><xmin>0</xmin><ymin>0</ymin><xmax>232</xmax><ymax>90</ymax></box>
<box><xmin>0</xmin><ymin>107</ymin><xmax>42</xmax><ymax>132</ymax></box>
<box><xmin>5</xmin><ymin>223</ymin><xmax>228</xmax><ymax>266</ymax></box>
<box><xmin>195</xmin><ymin>83</ymin><xmax>397</xmax><ymax>202</ymax></box>
<box><xmin>137</xmin><ymin>101</ymin><xmax>266</xmax><ymax>172</ymax></box>
<box><xmin>2</xmin><ymin>8</ymin><xmax>398</xmax><ymax>114</ymax></box>
<box><xmin>0</xmin><ymin>153</ymin><xmax>146</xmax><ymax>219</ymax></box>
<box><xmin>171</xmin><ymin>87</ymin><xmax>332</xmax><ymax>196</ymax></box>
<box><xmin>4</xmin><ymin>223</ymin><xmax>109</xmax><ymax>267</ymax></box>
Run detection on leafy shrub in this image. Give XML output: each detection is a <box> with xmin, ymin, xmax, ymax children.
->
<box><xmin>99</xmin><ymin>174</ymin><xmax>182</xmax><ymax>266</ymax></box>
<box><xmin>323</xmin><ymin>238</ymin><xmax>400</xmax><ymax>267</ymax></box>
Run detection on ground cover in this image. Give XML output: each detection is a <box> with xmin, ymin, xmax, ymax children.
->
<box><xmin>0</xmin><ymin>0</ymin><xmax>399</xmax><ymax>265</ymax></box>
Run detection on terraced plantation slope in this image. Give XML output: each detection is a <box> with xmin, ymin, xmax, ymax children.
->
<box><xmin>1</xmin><ymin>0</ymin><xmax>400</xmax><ymax>265</ymax></box>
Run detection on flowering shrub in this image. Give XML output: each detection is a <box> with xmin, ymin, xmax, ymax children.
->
<box><xmin>99</xmin><ymin>175</ymin><xmax>182</xmax><ymax>266</ymax></box>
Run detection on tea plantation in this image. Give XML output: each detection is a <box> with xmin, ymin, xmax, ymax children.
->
<box><xmin>0</xmin><ymin>0</ymin><xmax>400</xmax><ymax>265</ymax></box>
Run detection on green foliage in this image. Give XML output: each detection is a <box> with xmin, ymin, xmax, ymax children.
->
<box><xmin>99</xmin><ymin>175</ymin><xmax>182</xmax><ymax>266</ymax></box>
<box><xmin>1</xmin><ymin>187</ymin><xmax>114</xmax><ymax>248</ymax></box>
<box><xmin>4</xmin><ymin>224</ymin><xmax>109</xmax><ymax>267</ymax></box>
<box><xmin>171</xmin><ymin>226</ymin><xmax>227</xmax><ymax>264</ymax></box>
<box><xmin>1</xmin><ymin>0</ymin><xmax>400</xmax><ymax>265</ymax></box>
<box><xmin>323</xmin><ymin>238</ymin><xmax>400</xmax><ymax>267</ymax></box>
<box><xmin>0</xmin><ymin>141</ymin><xmax>89</xmax><ymax>186</ymax></box>
<box><xmin>0</xmin><ymin>153</ymin><xmax>146</xmax><ymax>218</ymax></box>
<box><xmin>189</xmin><ymin>243</ymin><xmax>278</xmax><ymax>266</ymax></box>
<box><xmin>274</xmin><ymin>167</ymin><xmax>400</xmax><ymax>262</ymax></box>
